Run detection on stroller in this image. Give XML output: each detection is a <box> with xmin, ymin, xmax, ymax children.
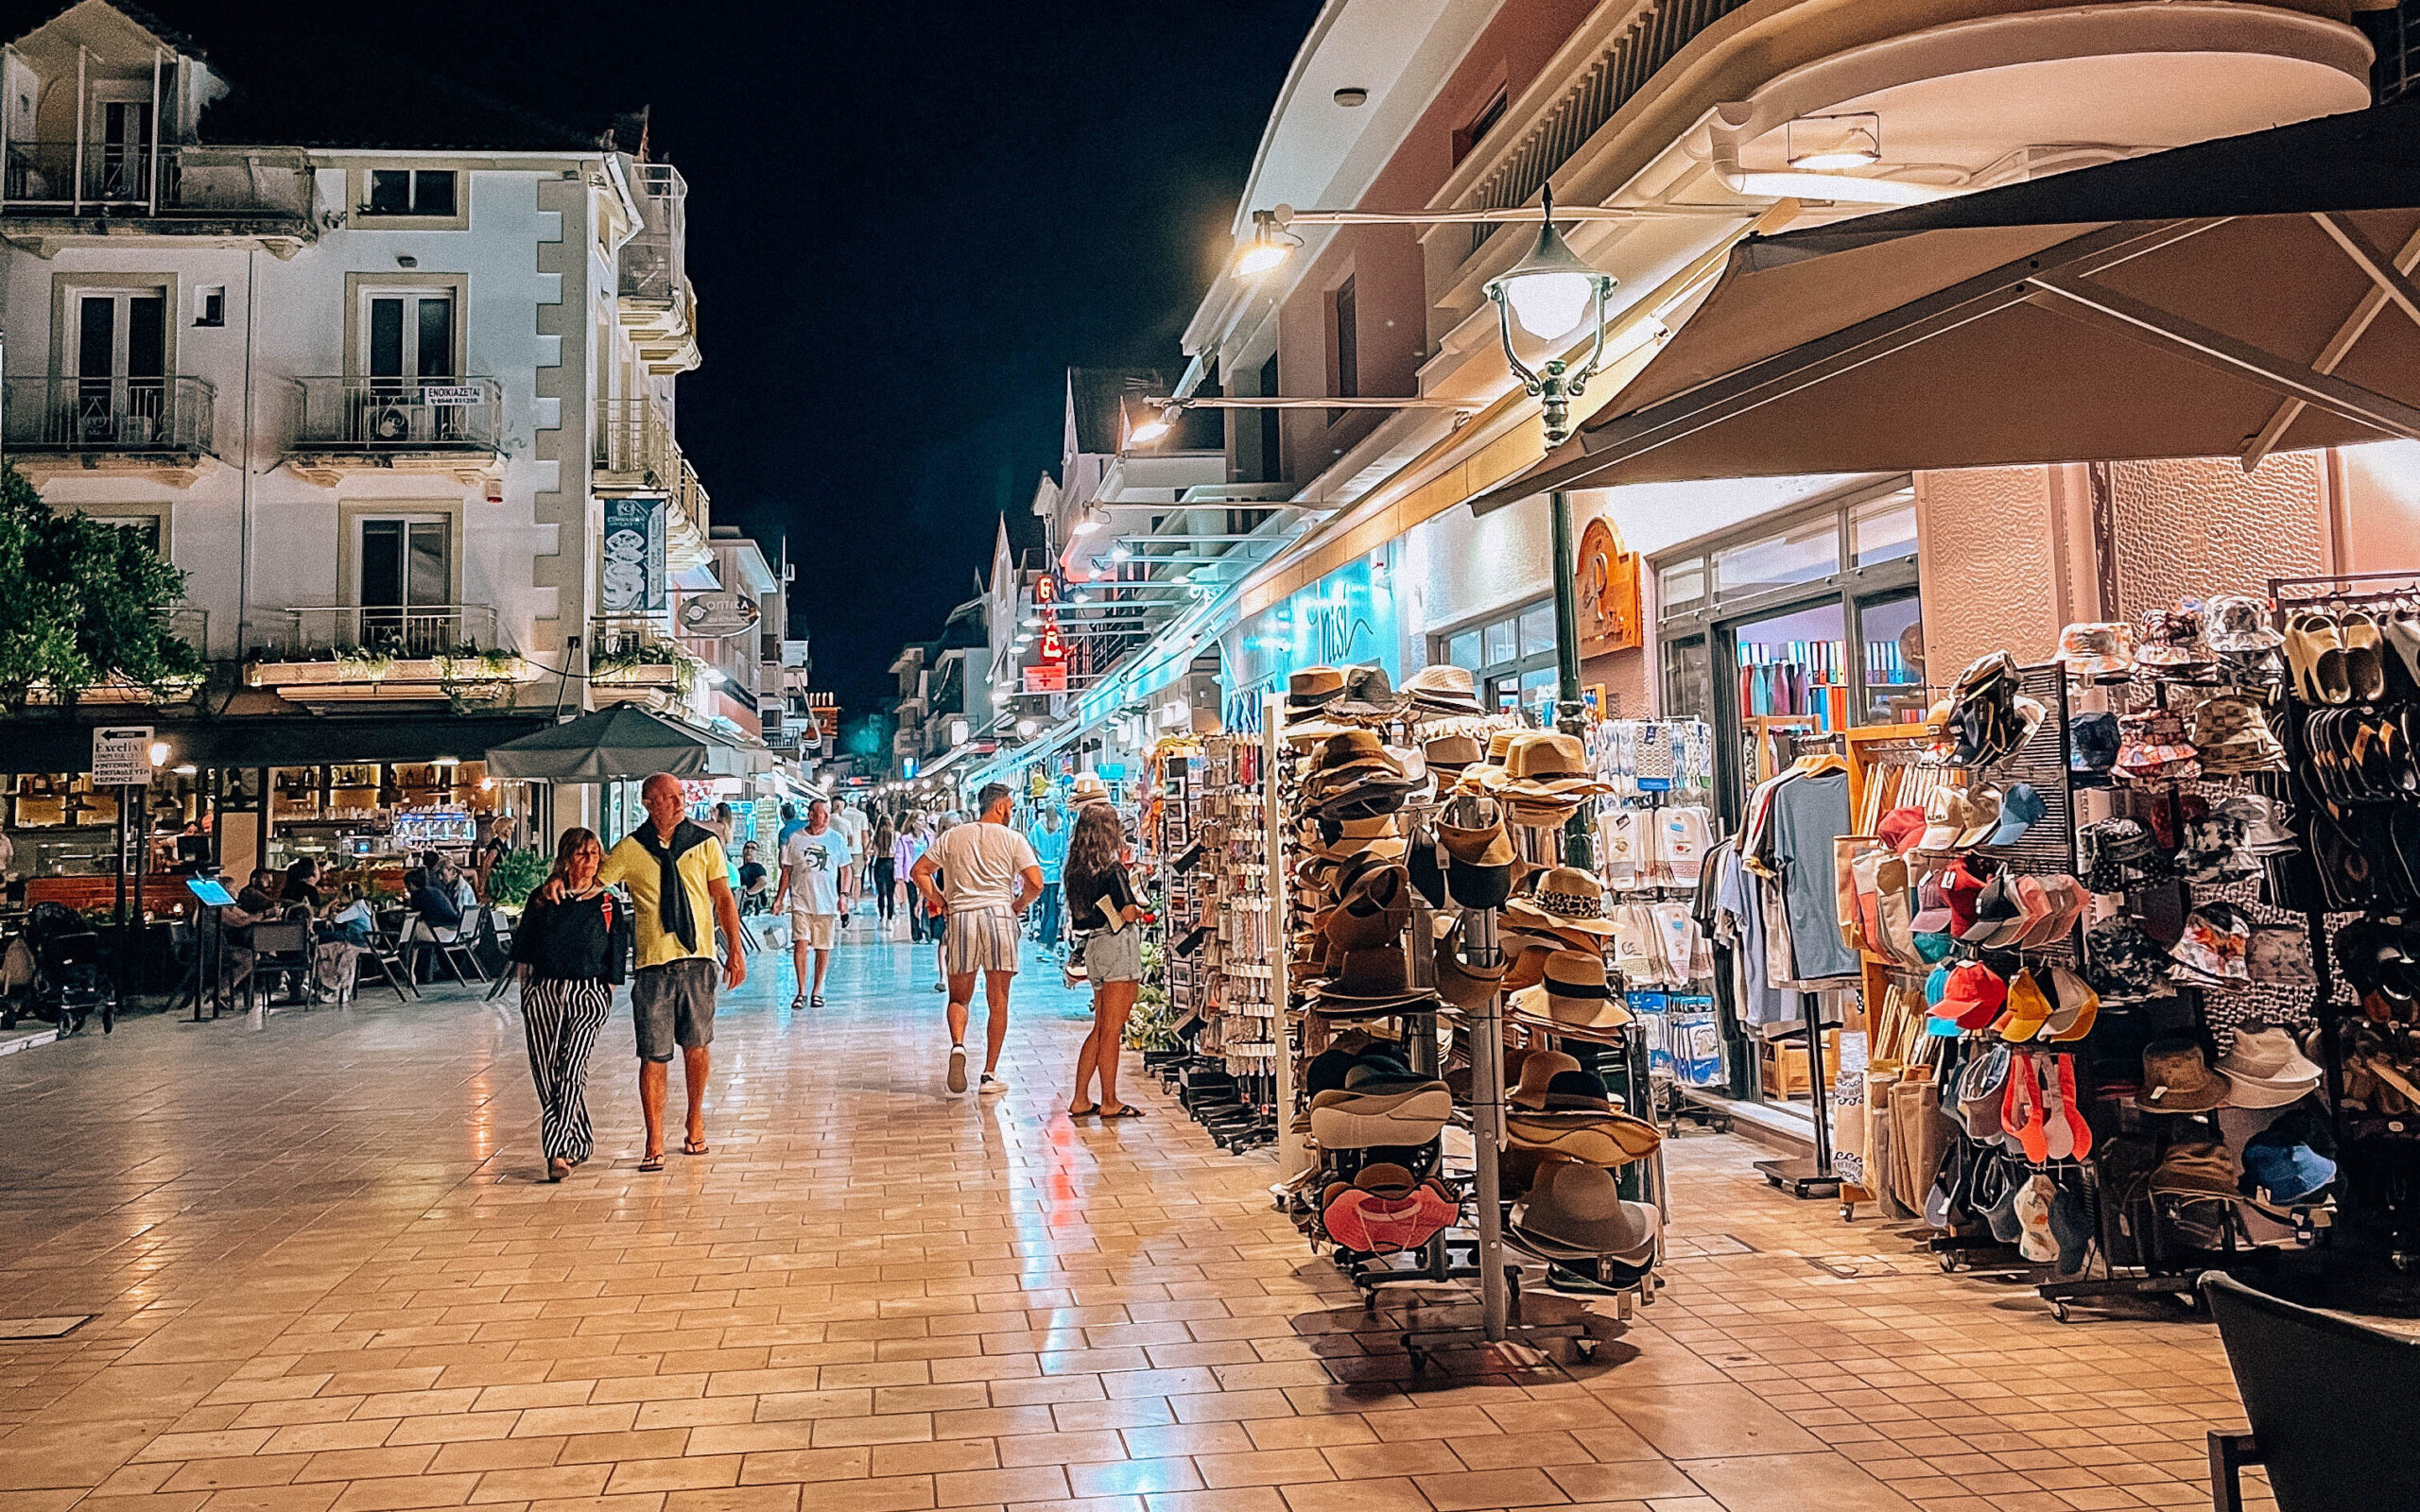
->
<box><xmin>0</xmin><ymin>902</ymin><xmax>114</xmax><ymax>1034</ymax></box>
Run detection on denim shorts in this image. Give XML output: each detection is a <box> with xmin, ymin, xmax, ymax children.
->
<box><xmin>1082</xmin><ymin>925</ymin><xmax>1145</xmax><ymax>984</ymax></box>
<box><xmin>631</xmin><ymin>957</ymin><xmax>717</xmax><ymax>1062</ymax></box>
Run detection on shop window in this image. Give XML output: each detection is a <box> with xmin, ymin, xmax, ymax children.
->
<box><xmin>1484</xmin><ymin>617</ymin><xmax>1517</xmax><ymax>665</ymax></box>
<box><xmin>1329</xmin><ymin>276</ymin><xmax>1357</xmax><ymax>423</ymax></box>
<box><xmin>1853</xmin><ymin>486</ymin><xmax>1918</xmax><ymax>566</ymax></box>
<box><xmin>1446</xmin><ymin>628</ymin><xmax>1481</xmax><ymax>671</ymax></box>
<box><xmin>1518</xmin><ymin>602</ymin><xmax>1557</xmax><ymax>658</ymax></box>
<box><xmin>1658</xmin><ymin>557</ymin><xmax>1706</xmax><ymax>612</ymax></box>
<box><xmin>1857</xmin><ymin>592</ymin><xmax>1927</xmax><ymax>725</ymax></box>
<box><xmin>1452</xmin><ymin>85</ymin><xmax>1509</xmax><ymax>166</ymax></box>
<box><xmin>1714</xmin><ymin>513</ymin><xmax>1838</xmax><ymax>599</ymax></box>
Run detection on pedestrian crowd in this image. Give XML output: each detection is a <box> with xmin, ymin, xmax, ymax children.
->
<box><xmin>498</xmin><ymin>772</ymin><xmax>1148</xmax><ymax>1179</ymax></box>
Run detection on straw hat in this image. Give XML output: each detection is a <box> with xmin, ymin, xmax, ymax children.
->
<box><xmin>1503</xmin><ymin>866</ymin><xmax>1617</xmax><ymax>938</ymax></box>
<box><xmin>1508</xmin><ymin>949</ymin><xmax>1631</xmax><ymax>1034</ymax></box>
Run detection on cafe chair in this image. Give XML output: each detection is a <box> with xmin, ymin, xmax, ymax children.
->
<box><xmin>407</xmin><ymin>905</ymin><xmax>490</xmax><ymax>986</ymax></box>
<box><xmin>358</xmin><ymin>919</ymin><xmax>418</xmax><ymax>1002</ymax></box>
<box><xmin>242</xmin><ymin>919</ymin><xmax>313</xmax><ymax>1014</ymax></box>
<box><xmin>2200</xmin><ymin>1270</ymin><xmax>2420</xmax><ymax>1512</ymax></box>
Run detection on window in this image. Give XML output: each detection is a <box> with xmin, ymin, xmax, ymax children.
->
<box><xmin>193</xmin><ymin>285</ymin><xmax>224</xmax><ymax>328</ymax></box>
<box><xmin>356</xmin><ymin>517</ymin><xmax>453</xmax><ymax>654</ymax></box>
<box><xmin>1452</xmin><ymin>85</ymin><xmax>1509</xmax><ymax>166</ymax></box>
<box><xmin>1432</xmin><ymin>597</ymin><xmax>1558</xmax><ymax>720</ymax></box>
<box><xmin>70</xmin><ymin>287</ymin><xmax>167</xmax><ymax>443</ymax></box>
<box><xmin>1852</xmin><ymin>486</ymin><xmax>1918</xmax><ymax>566</ymax></box>
<box><xmin>1713</xmin><ymin>513</ymin><xmax>1839</xmax><ymax>599</ymax></box>
<box><xmin>364</xmin><ymin>169</ymin><xmax>458</xmax><ymax>216</ymax></box>
<box><xmin>1329</xmin><ymin>277</ymin><xmax>1357</xmax><ymax>423</ymax></box>
<box><xmin>361</xmin><ymin>290</ymin><xmax>456</xmax><ymax>383</ymax></box>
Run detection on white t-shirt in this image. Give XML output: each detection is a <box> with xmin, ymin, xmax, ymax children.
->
<box><xmin>781</xmin><ymin>826</ymin><xmax>854</xmax><ymax>915</ymax></box>
<box><xmin>927</xmin><ymin>821</ymin><xmax>1041</xmax><ymax>913</ymax></box>
<box><xmin>836</xmin><ymin>806</ymin><xmax>869</xmax><ymax>855</ymax></box>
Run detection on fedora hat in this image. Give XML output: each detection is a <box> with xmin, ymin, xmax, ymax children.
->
<box><xmin>1315</xmin><ymin>948</ymin><xmax>1442</xmax><ymax>1017</ymax></box>
<box><xmin>1400</xmin><ymin>662</ymin><xmax>1484</xmax><ymax>713</ymax></box>
<box><xmin>1323</xmin><ymin>864</ymin><xmax>1413</xmax><ymax>951</ymax></box>
<box><xmin>1327</xmin><ymin>664</ymin><xmax>1403</xmax><ymax>720</ymax></box>
<box><xmin>1498</xmin><ymin>732</ymin><xmax>1609</xmax><ymax>799</ymax></box>
<box><xmin>1539</xmin><ymin>1068</ymin><xmax>1615</xmax><ymax>1112</ymax></box>
<box><xmin>2213</xmin><ymin>1026</ymin><xmax>2323</xmax><ymax>1108</ymax></box>
<box><xmin>1504</xmin><ymin>866</ymin><xmax>1617</xmax><ymax>937</ymax></box>
<box><xmin>1500</xmin><ymin>943</ymin><xmax>1553</xmax><ymax>992</ymax></box>
<box><xmin>1310</xmin><ymin>816</ymin><xmax>1407</xmax><ymax>863</ymax></box>
<box><xmin>1433</xmin><ymin>920</ymin><xmax>1503</xmax><ymax>1012</ymax></box>
<box><xmin>1508</xmin><ymin>950</ymin><xmax>1630</xmax><ymax>1033</ymax></box>
<box><xmin>1069</xmin><ymin>772</ymin><xmax>1111</xmax><ymax>803</ymax></box>
<box><xmin>1287</xmin><ymin>665</ymin><xmax>1345</xmax><ymax>711</ymax></box>
<box><xmin>1511</xmin><ymin>1160</ymin><xmax>1658</xmax><ymax>1259</ymax></box>
<box><xmin>2135</xmin><ymin>1038</ymin><xmax>2233</xmax><ymax>1114</ymax></box>
<box><xmin>1312</xmin><ymin>729</ymin><xmax>1403</xmax><ymax>776</ymax></box>
<box><xmin>1424</xmin><ymin>732</ymin><xmax>1484</xmax><ymax>773</ymax></box>
<box><xmin>1508</xmin><ymin>1050</ymin><xmax>1582</xmax><ymax>1110</ymax></box>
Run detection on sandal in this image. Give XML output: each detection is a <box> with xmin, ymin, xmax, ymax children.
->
<box><xmin>637</xmin><ymin>1153</ymin><xmax>665</xmax><ymax>1172</ymax></box>
<box><xmin>2286</xmin><ymin>611</ymin><xmax>2351</xmax><ymax>704</ymax></box>
<box><xmin>2342</xmin><ymin>610</ymin><xmax>2388</xmax><ymax>702</ymax></box>
<box><xmin>1068</xmin><ymin>1102</ymin><xmax>1099</xmax><ymax>1118</ymax></box>
<box><xmin>1098</xmin><ymin>1104</ymin><xmax>1147</xmax><ymax>1119</ymax></box>
<box><xmin>682</xmin><ymin>1140</ymin><xmax>710</xmax><ymax>1156</ymax></box>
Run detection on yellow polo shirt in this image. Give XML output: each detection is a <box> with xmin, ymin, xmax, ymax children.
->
<box><xmin>599</xmin><ymin>830</ymin><xmax>730</xmax><ymax>970</ymax></box>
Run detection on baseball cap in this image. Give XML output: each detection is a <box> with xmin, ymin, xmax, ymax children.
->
<box><xmin>1918</xmin><ymin>788</ymin><xmax>1972</xmax><ymax>851</ymax></box>
<box><xmin>1955</xmin><ymin>787</ymin><xmax>2004</xmax><ymax>850</ymax></box>
<box><xmin>1984</xmin><ymin>783</ymin><xmax>2045</xmax><ymax>848</ymax></box>
<box><xmin>1939</xmin><ymin>859</ymin><xmax>1986</xmax><ymax>935</ymax></box>
<box><xmin>1876</xmin><ymin>805</ymin><xmax>1927</xmax><ymax>854</ymax></box>
<box><xmin>1939</xmin><ymin>962</ymin><xmax>2008</xmax><ymax>1030</ymax></box>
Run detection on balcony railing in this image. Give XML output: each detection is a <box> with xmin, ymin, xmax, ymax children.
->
<box><xmin>278</xmin><ymin>604</ymin><xmax>501</xmax><ymax>661</ymax></box>
<box><xmin>2</xmin><ymin>374</ymin><xmax>214</xmax><ymax>454</ymax></box>
<box><xmin>619</xmin><ymin>163</ymin><xmax>688</xmax><ymax>303</ymax></box>
<box><xmin>594</xmin><ymin>397</ymin><xmax>680</xmax><ymax>485</ymax></box>
<box><xmin>1</xmin><ymin>142</ymin><xmax>313</xmax><ymax>219</ymax></box>
<box><xmin>290</xmin><ymin>377</ymin><xmax>503</xmax><ymax>453</ymax></box>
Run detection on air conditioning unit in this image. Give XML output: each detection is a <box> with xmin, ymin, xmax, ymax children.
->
<box><xmin>368</xmin><ymin>404</ymin><xmax>413</xmax><ymax>442</ymax></box>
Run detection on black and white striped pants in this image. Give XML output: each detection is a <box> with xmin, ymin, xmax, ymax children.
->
<box><xmin>521</xmin><ymin>975</ymin><xmax>614</xmax><ymax>1161</ymax></box>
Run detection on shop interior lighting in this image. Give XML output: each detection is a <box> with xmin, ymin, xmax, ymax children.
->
<box><xmin>1069</xmin><ymin>510</ymin><xmax>1104</xmax><ymax>537</ymax></box>
<box><xmin>1014</xmin><ymin>718</ymin><xmax>1038</xmax><ymax>737</ymax></box>
<box><xmin>172</xmin><ymin>763</ymin><xmax>197</xmax><ymax>776</ymax></box>
<box><xmin>147</xmin><ymin>741</ymin><xmax>170</xmax><ymax>766</ymax></box>
<box><xmin>1786</xmin><ymin>112</ymin><xmax>1882</xmax><ymax>171</ymax></box>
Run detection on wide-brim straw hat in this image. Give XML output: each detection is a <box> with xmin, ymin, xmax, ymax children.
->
<box><xmin>1502</xmin><ymin>865</ymin><xmax>1617</xmax><ymax>937</ymax></box>
<box><xmin>1308</xmin><ymin>1082</ymin><xmax>1453</xmax><ymax>1148</ymax></box>
<box><xmin>1511</xmin><ymin>1160</ymin><xmax>1659</xmax><ymax>1256</ymax></box>
<box><xmin>1506</xmin><ymin>1108</ymin><xmax>1663</xmax><ymax>1166</ymax></box>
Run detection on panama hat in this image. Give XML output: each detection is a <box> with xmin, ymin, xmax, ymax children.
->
<box><xmin>1512</xmin><ymin>1161</ymin><xmax>1659</xmax><ymax>1262</ymax></box>
<box><xmin>1069</xmin><ymin>772</ymin><xmax>1111</xmax><ymax>803</ymax></box>
<box><xmin>1400</xmin><ymin>662</ymin><xmax>1484</xmax><ymax>715</ymax></box>
<box><xmin>1286</xmin><ymin>665</ymin><xmax>1345</xmax><ymax>713</ymax></box>
<box><xmin>1503</xmin><ymin>866</ymin><xmax>1617</xmax><ymax>938</ymax></box>
<box><xmin>1423</xmin><ymin>732</ymin><xmax>1484</xmax><ymax>775</ymax></box>
<box><xmin>1507</xmin><ymin>950</ymin><xmax>1631</xmax><ymax>1033</ymax></box>
<box><xmin>1497</xmin><ymin>732</ymin><xmax>1610</xmax><ymax>800</ymax></box>
<box><xmin>1327</xmin><ymin>664</ymin><xmax>1404</xmax><ymax>720</ymax></box>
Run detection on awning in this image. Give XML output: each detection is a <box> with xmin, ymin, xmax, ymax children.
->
<box><xmin>1471</xmin><ymin>98</ymin><xmax>2420</xmax><ymax>510</ymax></box>
<box><xmin>486</xmin><ymin>706</ymin><xmax>728</xmax><ymax>782</ymax></box>
<box><xmin>0</xmin><ymin>712</ymin><xmax>552</xmax><ymax>776</ymax></box>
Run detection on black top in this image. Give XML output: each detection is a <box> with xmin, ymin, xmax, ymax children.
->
<box><xmin>284</xmin><ymin>877</ymin><xmax>322</xmax><ymax>910</ymax></box>
<box><xmin>737</xmin><ymin>861</ymin><xmax>768</xmax><ymax>890</ymax></box>
<box><xmin>408</xmin><ymin>884</ymin><xmax>461</xmax><ymax>928</ymax></box>
<box><xmin>1064</xmin><ymin>864</ymin><xmax>1139</xmax><ymax>935</ymax></box>
<box><xmin>510</xmin><ymin>889</ymin><xmax>629</xmax><ymax>985</ymax></box>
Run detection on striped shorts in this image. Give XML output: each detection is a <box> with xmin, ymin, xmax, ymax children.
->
<box><xmin>942</xmin><ymin>907</ymin><xmax>1021</xmax><ymax>976</ymax></box>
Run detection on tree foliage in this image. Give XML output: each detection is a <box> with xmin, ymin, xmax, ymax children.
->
<box><xmin>0</xmin><ymin>462</ymin><xmax>202</xmax><ymax>713</ymax></box>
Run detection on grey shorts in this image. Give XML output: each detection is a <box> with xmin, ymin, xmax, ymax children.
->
<box><xmin>1082</xmin><ymin>926</ymin><xmax>1145</xmax><ymax>984</ymax></box>
<box><xmin>631</xmin><ymin>957</ymin><xmax>717</xmax><ymax>1062</ymax></box>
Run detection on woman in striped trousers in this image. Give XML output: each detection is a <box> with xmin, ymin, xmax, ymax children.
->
<box><xmin>510</xmin><ymin>829</ymin><xmax>631</xmax><ymax>1181</ymax></box>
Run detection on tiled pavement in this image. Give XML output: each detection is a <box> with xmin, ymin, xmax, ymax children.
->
<box><xmin>0</xmin><ymin>926</ymin><xmax>2266</xmax><ymax>1512</ymax></box>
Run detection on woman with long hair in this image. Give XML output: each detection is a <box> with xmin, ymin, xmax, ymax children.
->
<box><xmin>1063</xmin><ymin>801</ymin><xmax>1147</xmax><ymax>1118</ymax></box>
<box><xmin>870</xmin><ymin>811</ymin><xmax>898</xmax><ymax>929</ymax></box>
<box><xmin>509</xmin><ymin>828</ymin><xmax>631</xmax><ymax>1181</ymax></box>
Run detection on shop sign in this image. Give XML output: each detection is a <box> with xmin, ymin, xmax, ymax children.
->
<box><xmin>601</xmin><ymin>497</ymin><xmax>668</xmax><ymax>614</ymax></box>
<box><xmin>1576</xmin><ymin>517</ymin><xmax>1641</xmax><ymax>658</ymax></box>
<box><xmin>678</xmin><ymin>590</ymin><xmax>762</xmax><ymax>638</ymax></box>
<box><xmin>91</xmin><ymin>725</ymin><xmax>153</xmax><ymax>785</ymax></box>
<box><xmin>421</xmin><ymin>386</ymin><xmax>482</xmax><ymax>406</ymax></box>
<box><xmin>1022</xmin><ymin>663</ymin><xmax>1065</xmax><ymax>693</ymax></box>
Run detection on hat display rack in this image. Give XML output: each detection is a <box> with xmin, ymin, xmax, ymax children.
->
<box><xmin>2264</xmin><ymin>571</ymin><xmax>2420</xmax><ymax>1268</ymax></box>
<box><xmin>1265</xmin><ymin>664</ymin><xmax>1668</xmax><ymax>1366</ymax></box>
<box><xmin>1144</xmin><ymin>732</ymin><xmax>1280</xmax><ymax>1150</ymax></box>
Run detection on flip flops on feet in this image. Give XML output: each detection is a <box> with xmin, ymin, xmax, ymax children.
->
<box><xmin>1098</xmin><ymin>1104</ymin><xmax>1145</xmax><ymax>1119</ymax></box>
<box><xmin>637</xmin><ymin>1152</ymin><xmax>665</xmax><ymax>1172</ymax></box>
<box><xmin>683</xmin><ymin>1140</ymin><xmax>709</xmax><ymax>1156</ymax></box>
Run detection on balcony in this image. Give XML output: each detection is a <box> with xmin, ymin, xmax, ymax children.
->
<box><xmin>0</xmin><ymin>142</ymin><xmax>315</xmax><ymax>251</ymax></box>
<box><xmin>589</xmin><ymin>615</ymin><xmax>702</xmax><ymax>699</ymax></box>
<box><xmin>2</xmin><ymin>375</ymin><xmax>216</xmax><ymax>485</ymax></box>
<box><xmin>617</xmin><ymin>162</ymin><xmax>699</xmax><ymax>374</ymax></box>
<box><xmin>246</xmin><ymin>604</ymin><xmax>536</xmax><ymax>699</ymax></box>
<box><xmin>285</xmin><ymin>377</ymin><xmax>505</xmax><ymax>486</ymax></box>
<box><xmin>594</xmin><ymin>397</ymin><xmax>679</xmax><ymax>489</ymax></box>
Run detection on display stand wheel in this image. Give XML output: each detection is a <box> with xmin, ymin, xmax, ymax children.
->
<box><xmin>1754</xmin><ymin>1156</ymin><xmax>1844</xmax><ymax>1198</ymax></box>
<box><xmin>1940</xmin><ymin>1251</ymin><xmax>1962</xmax><ymax>1275</ymax></box>
<box><xmin>2050</xmin><ymin>1301</ymin><xmax>2071</xmax><ymax>1325</ymax></box>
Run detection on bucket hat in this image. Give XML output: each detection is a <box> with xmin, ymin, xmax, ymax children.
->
<box><xmin>1508</xmin><ymin>1050</ymin><xmax>1583</xmax><ymax>1110</ymax></box>
<box><xmin>1504</xmin><ymin>866</ymin><xmax>1617</xmax><ymax>938</ymax></box>
<box><xmin>2246</xmin><ymin>925</ymin><xmax>2316</xmax><ymax>987</ymax></box>
<box><xmin>2239</xmin><ymin>1126</ymin><xmax>2336</xmax><ymax>1204</ymax></box>
<box><xmin>1511</xmin><ymin>1161</ymin><xmax>1658</xmax><ymax>1260</ymax></box>
<box><xmin>2084</xmin><ymin>917</ymin><xmax>2170</xmax><ymax>1001</ymax></box>
<box><xmin>2149</xmin><ymin>1139</ymin><xmax>2238</xmax><ymax>1196</ymax></box>
<box><xmin>1400</xmin><ymin>662</ymin><xmax>1484</xmax><ymax>715</ymax></box>
<box><xmin>1957</xmin><ymin>1041</ymin><xmax>2012</xmax><ymax>1137</ymax></box>
<box><xmin>2169</xmin><ymin>903</ymin><xmax>2253</xmax><ymax>985</ymax></box>
<box><xmin>1327</xmin><ymin>664</ymin><xmax>1403</xmax><ymax>720</ymax></box>
<box><xmin>2135</xmin><ymin>608</ymin><xmax>2213</xmax><ymax>668</ymax></box>
<box><xmin>2214</xmin><ymin>1026</ymin><xmax>2323</xmax><ymax>1108</ymax></box>
<box><xmin>1983</xmin><ymin>783</ymin><xmax>2046</xmax><ymax>848</ymax></box>
<box><xmin>2191</xmin><ymin>692</ymin><xmax>2286</xmax><ymax>775</ymax></box>
<box><xmin>2068</xmin><ymin>712</ymin><xmax>2120</xmax><ymax>787</ymax></box>
<box><xmin>1508</xmin><ymin>950</ymin><xmax>1631</xmax><ymax>1034</ymax></box>
<box><xmin>2055</xmin><ymin>622</ymin><xmax>2135</xmax><ymax>677</ymax></box>
<box><xmin>2135</xmin><ymin>1039</ymin><xmax>2233</xmax><ymax>1113</ymax></box>
<box><xmin>2205</xmin><ymin>593</ymin><xmax>2282</xmax><ymax>652</ymax></box>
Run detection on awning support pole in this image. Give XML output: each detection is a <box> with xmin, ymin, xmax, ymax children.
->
<box><xmin>1548</xmin><ymin>490</ymin><xmax>1593</xmax><ymax>868</ymax></box>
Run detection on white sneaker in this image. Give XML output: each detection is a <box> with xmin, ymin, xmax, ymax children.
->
<box><xmin>947</xmin><ymin>1044</ymin><xmax>967</xmax><ymax>1094</ymax></box>
<box><xmin>978</xmin><ymin>1073</ymin><xmax>1009</xmax><ymax>1095</ymax></box>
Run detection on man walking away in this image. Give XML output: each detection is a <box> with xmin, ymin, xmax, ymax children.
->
<box><xmin>911</xmin><ymin>782</ymin><xmax>1041</xmax><ymax>1095</ymax></box>
<box><xmin>775</xmin><ymin>798</ymin><xmax>854</xmax><ymax>1009</ymax></box>
<box><xmin>592</xmin><ymin>773</ymin><xmax>746</xmax><ymax>1169</ymax></box>
<box><xmin>1027</xmin><ymin>806</ymin><xmax>1068</xmax><ymax>954</ymax></box>
<box><xmin>833</xmin><ymin>802</ymin><xmax>870</xmax><ymax>929</ymax></box>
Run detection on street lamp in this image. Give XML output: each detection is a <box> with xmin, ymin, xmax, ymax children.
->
<box><xmin>1482</xmin><ymin>187</ymin><xmax>1618</xmax><ymax>446</ymax></box>
<box><xmin>1484</xmin><ymin>188</ymin><xmax>1618</xmax><ymax>868</ymax></box>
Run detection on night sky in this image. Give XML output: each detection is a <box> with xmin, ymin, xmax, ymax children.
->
<box><xmin>174</xmin><ymin>0</ymin><xmax>1320</xmax><ymax>715</ymax></box>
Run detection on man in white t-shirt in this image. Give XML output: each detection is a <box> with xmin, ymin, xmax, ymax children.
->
<box><xmin>910</xmin><ymin>782</ymin><xmax>1041</xmax><ymax>1096</ymax></box>
<box><xmin>774</xmin><ymin>799</ymin><xmax>854</xmax><ymax>1009</ymax></box>
<box><xmin>832</xmin><ymin>802</ymin><xmax>870</xmax><ymax>929</ymax></box>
